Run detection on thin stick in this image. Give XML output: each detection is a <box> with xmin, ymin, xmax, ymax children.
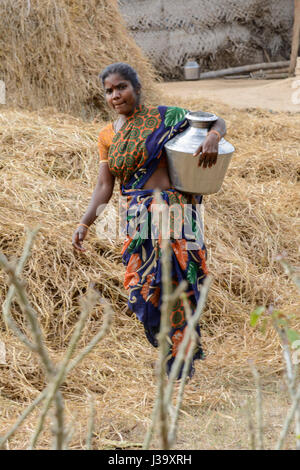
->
<box><xmin>63</xmin><ymin>418</ymin><xmax>76</xmax><ymax>450</ymax></box>
<box><xmin>276</xmin><ymin>257</ymin><xmax>300</xmax><ymax>447</ymax></box>
<box><xmin>66</xmin><ymin>305</ymin><xmax>113</xmax><ymax>374</ymax></box>
<box><xmin>52</xmin><ymin>391</ymin><xmax>65</xmax><ymax>450</ymax></box>
<box><xmin>294</xmin><ymin>367</ymin><xmax>300</xmax><ymax>450</ymax></box>
<box><xmin>1</xmin><ymin>246</ymin><xmax>67</xmax><ymax>449</ymax></box>
<box><xmin>1</xmin><ymin>232</ymin><xmax>113</xmax><ymax>450</ymax></box>
<box><xmin>155</xmin><ymin>190</ymin><xmax>173</xmax><ymax>450</ymax></box>
<box><xmin>274</xmin><ymin>324</ymin><xmax>300</xmax><ymax>449</ymax></box>
<box><xmin>28</xmin><ymin>291</ymin><xmax>98</xmax><ymax>449</ymax></box>
<box><xmin>157</xmin><ymin>241</ymin><xmax>171</xmax><ymax>450</ymax></box>
<box><xmin>142</xmin><ymin>278</ymin><xmax>188</xmax><ymax>451</ymax></box>
<box><xmin>168</xmin><ymin>356</ymin><xmax>192</xmax><ymax>446</ymax></box>
<box><xmin>0</xmin><ymin>390</ymin><xmax>46</xmax><ymax>449</ymax></box>
<box><xmin>1</xmin><ymin>241</ymin><xmax>67</xmax><ymax>449</ymax></box>
<box><xmin>1</xmin><ymin>228</ymin><xmax>39</xmax><ymax>351</ymax></box>
<box><xmin>246</xmin><ymin>398</ymin><xmax>256</xmax><ymax>450</ymax></box>
<box><xmin>86</xmin><ymin>395</ymin><xmax>95</xmax><ymax>450</ymax></box>
<box><xmin>169</xmin><ymin>281</ymin><xmax>188</xmax><ymax>302</ymax></box>
<box><xmin>164</xmin><ymin>276</ymin><xmax>212</xmax><ymax>408</ymax></box>
<box><xmin>276</xmin><ymin>383</ymin><xmax>300</xmax><ymax>450</ymax></box>
<box><xmin>249</xmin><ymin>360</ymin><xmax>263</xmax><ymax>450</ymax></box>
<box><xmin>0</xmin><ymin>253</ymin><xmax>54</xmax><ymax>375</ymax></box>
<box><xmin>144</xmin><ymin>190</ymin><xmax>185</xmax><ymax>450</ymax></box>
<box><xmin>143</xmin><ymin>399</ymin><xmax>160</xmax><ymax>450</ymax></box>
<box><xmin>277</xmin><ymin>256</ymin><xmax>300</xmax><ymax>290</ymax></box>
<box><xmin>168</xmin><ymin>293</ymin><xmax>196</xmax><ymax>446</ymax></box>
<box><xmin>28</xmin><ymin>304</ymin><xmax>112</xmax><ymax>449</ymax></box>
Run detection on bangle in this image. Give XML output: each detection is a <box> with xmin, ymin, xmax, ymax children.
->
<box><xmin>208</xmin><ymin>129</ymin><xmax>221</xmax><ymax>141</ymax></box>
<box><xmin>78</xmin><ymin>223</ymin><xmax>89</xmax><ymax>229</ymax></box>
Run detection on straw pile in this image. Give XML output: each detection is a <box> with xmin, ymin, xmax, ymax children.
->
<box><xmin>0</xmin><ymin>0</ymin><xmax>157</xmax><ymax>119</ymax></box>
<box><xmin>0</xmin><ymin>98</ymin><xmax>299</xmax><ymax>448</ymax></box>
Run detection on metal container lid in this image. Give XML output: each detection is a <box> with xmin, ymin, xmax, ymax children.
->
<box><xmin>184</xmin><ymin>60</ymin><xmax>199</xmax><ymax>68</ymax></box>
<box><xmin>186</xmin><ymin>111</ymin><xmax>218</xmax><ymax>128</ymax></box>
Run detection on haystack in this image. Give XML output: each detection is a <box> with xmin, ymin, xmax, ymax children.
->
<box><xmin>0</xmin><ymin>0</ymin><xmax>157</xmax><ymax>119</ymax></box>
<box><xmin>119</xmin><ymin>0</ymin><xmax>294</xmax><ymax>78</ymax></box>
<box><xmin>0</xmin><ymin>96</ymin><xmax>299</xmax><ymax>448</ymax></box>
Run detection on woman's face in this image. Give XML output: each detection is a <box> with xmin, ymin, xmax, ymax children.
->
<box><xmin>103</xmin><ymin>73</ymin><xmax>140</xmax><ymax>116</ymax></box>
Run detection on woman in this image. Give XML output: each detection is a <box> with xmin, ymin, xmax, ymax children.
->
<box><xmin>72</xmin><ymin>63</ymin><xmax>226</xmax><ymax>377</ymax></box>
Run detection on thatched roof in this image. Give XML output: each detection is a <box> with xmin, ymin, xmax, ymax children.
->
<box><xmin>119</xmin><ymin>0</ymin><xmax>294</xmax><ymax>78</ymax></box>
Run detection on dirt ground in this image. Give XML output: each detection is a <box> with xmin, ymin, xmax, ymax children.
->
<box><xmin>158</xmin><ymin>63</ymin><xmax>300</xmax><ymax>114</ymax></box>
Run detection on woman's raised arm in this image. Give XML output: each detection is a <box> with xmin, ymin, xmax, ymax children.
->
<box><xmin>72</xmin><ymin>164</ymin><xmax>115</xmax><ymax>251</ymax></box>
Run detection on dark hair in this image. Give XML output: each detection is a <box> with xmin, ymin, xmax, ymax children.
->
<box><xmin>100</xmin><ymin>62</ymin><xmax>141</xmax><ymax>92</ymax></box>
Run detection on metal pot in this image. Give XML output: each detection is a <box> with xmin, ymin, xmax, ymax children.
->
<box><xmin>165</xmin><ymin>111</ymin><xmax>235</xmax><ymax>195</ymax></box>
<box><xmin>183</xmin><ymin>60</ymin><xmax>200</xmax><ymax>80</ymax></box>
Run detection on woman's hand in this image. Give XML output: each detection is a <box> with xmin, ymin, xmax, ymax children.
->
<box><xmin>72</xmin><ymin>226</ymin><xmax>88</xmax><ymax>252</ymax></box>
<box><xmin>193</xmin><ymin>133</ymin><xmax>219</xmax><ymax>168</ymax></box>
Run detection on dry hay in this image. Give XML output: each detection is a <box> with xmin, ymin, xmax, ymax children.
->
<box><xmin>0</xmin><ymin>0</ymin><xmax>157</xmax><ymax>119</ymax></box>
<box><xmin>0</xmin><ymin>97</ymin><xmax>299</xmax><ymax>448</ymax></box>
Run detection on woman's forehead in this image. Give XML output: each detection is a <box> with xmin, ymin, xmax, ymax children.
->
<box><xmin>104</xmin><ymin>73</ymin><xmax>129</xmax><ymax>87</ymax></box>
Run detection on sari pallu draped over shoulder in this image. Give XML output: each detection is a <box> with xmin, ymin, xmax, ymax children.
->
<box><xmin>108</xmin><ymin>104</ymin><xmax>208</xmax><ymax>378</ymax></box>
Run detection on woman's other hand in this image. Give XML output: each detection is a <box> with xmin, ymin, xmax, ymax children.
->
<box><xmin>193</xmin><ymin>133</ymin><xmax>219</xmax><ymax>168</ymax></box>
<box><xmin>72</xmin><ymin>226</ymin><xmax>88</xmax><ymax>252</ymax></box>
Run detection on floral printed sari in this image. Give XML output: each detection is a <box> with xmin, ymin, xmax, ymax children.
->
<box><xmin>107</xmin><ymin>104</ymin><xmax>208</xmax><ymax>377</ymax></box>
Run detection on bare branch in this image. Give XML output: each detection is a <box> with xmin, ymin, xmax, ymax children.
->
<box><xmin>1</xmin><ymin>228</ymin><xmax>39</xmax><ymax>351</ymax></box>
<box><xmin>52</xmin><ymin>391</ymin><xmax>65</xmax><ymax>450</ymax></box>
<box><xmin>66</xmin><ymin>304</ymin><xmax>113</xmax><ymax>374</ymax></box>
<box><xmin>276</xmin><ymin>383</ymin><xmax>300</xmax><ymax>450</ymax></box>
<box><xmin>1</xmin><ymin>231</ymin><xmax>113</xmax><ymax>451</ymax></box>
<box><xmin>1</xmin><ymin>254</ymin><xmax>54</xmax><ymax>375</ymax></box>
<box><xmin>86</xmin><ymin>395</ymin><xmax>95</xmax><ymax>450</ymax></box>
<box><xmin>273</xmin><ymin>318</ymin><xmax>300</xmax><ymax>448</ymax></box>
<box><xmin>157</xmin><ymin>238</ymin><xmax>172</xmax><ymax>449</ymax></box>
<box><xmin>29</xmin><ymin>302</ymin><xmax>113</xmax><ymax>449</ymax></box>
<box><xmin>249</xmin><ymin>360</ymin><xmax>263</xmax><ymax>450</ymax></box>
<box><xmin>143</xmin><ymin>269</ymin><xmax>212</xmax><ymax>450</ymax></box>
<box><xmin>167</xmin><ymin>292</ymin><xmax>196</xmax><ymax>446</ymax></box>
<box><xmin>0</xmin><ymin>390</ymin><xmax>46</xmax><ymax>449</ymax></box>
<box><xmin>143</xmin><ymin>399</ymin><xmax>160</xmax><ymax>450</ymax></box>
<box><xmin>246</xmin><ymin>398</ymin><xmax>256</xmax><ymax>450</ymax></box>
<box><xmin>277</xmin><ymin>256</ymin><xmax>300</xmax><ymax>291</ymax></box>
<box><xmin>164</xmin><ymin>276</ymin><xmax>212</xmax><ymax>408</ymax></box>
<box><xmin>169</xmin><ymin>280</ymin><xmax>188</xmax><ymax>302</ymax></box>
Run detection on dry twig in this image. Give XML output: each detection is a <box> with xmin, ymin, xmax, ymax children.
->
<box><xmin>0</xmin><ymin>232</ymin><xmax>113</xmax><ymax>450</ymax></box>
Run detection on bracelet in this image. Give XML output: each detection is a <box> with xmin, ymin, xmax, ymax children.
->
<box><xmin>78</xmin><ymin>223</ymin><xmax>89</xmax><ymax>229</ymax></box>
<box><xmin>208</xmin><ymin>129</ymin><xmax>221</xmax><ymax>141</ymax></box>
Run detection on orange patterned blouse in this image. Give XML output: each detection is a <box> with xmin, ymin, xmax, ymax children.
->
<box><xmin>98</xmin><ymin>122</ymin><xmax>167</xmax><ymax>168</ymax></box>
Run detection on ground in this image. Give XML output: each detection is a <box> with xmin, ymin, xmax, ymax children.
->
<box><xmin>158</xmin><ymin>69</ymin><xmax>300</xmax><ymax>113</ymax></box>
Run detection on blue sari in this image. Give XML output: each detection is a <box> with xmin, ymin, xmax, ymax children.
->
<box><xmin>107</xmin><ymin>104</ymin><xmax>208</xmax><ymax>377</ymax></box>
